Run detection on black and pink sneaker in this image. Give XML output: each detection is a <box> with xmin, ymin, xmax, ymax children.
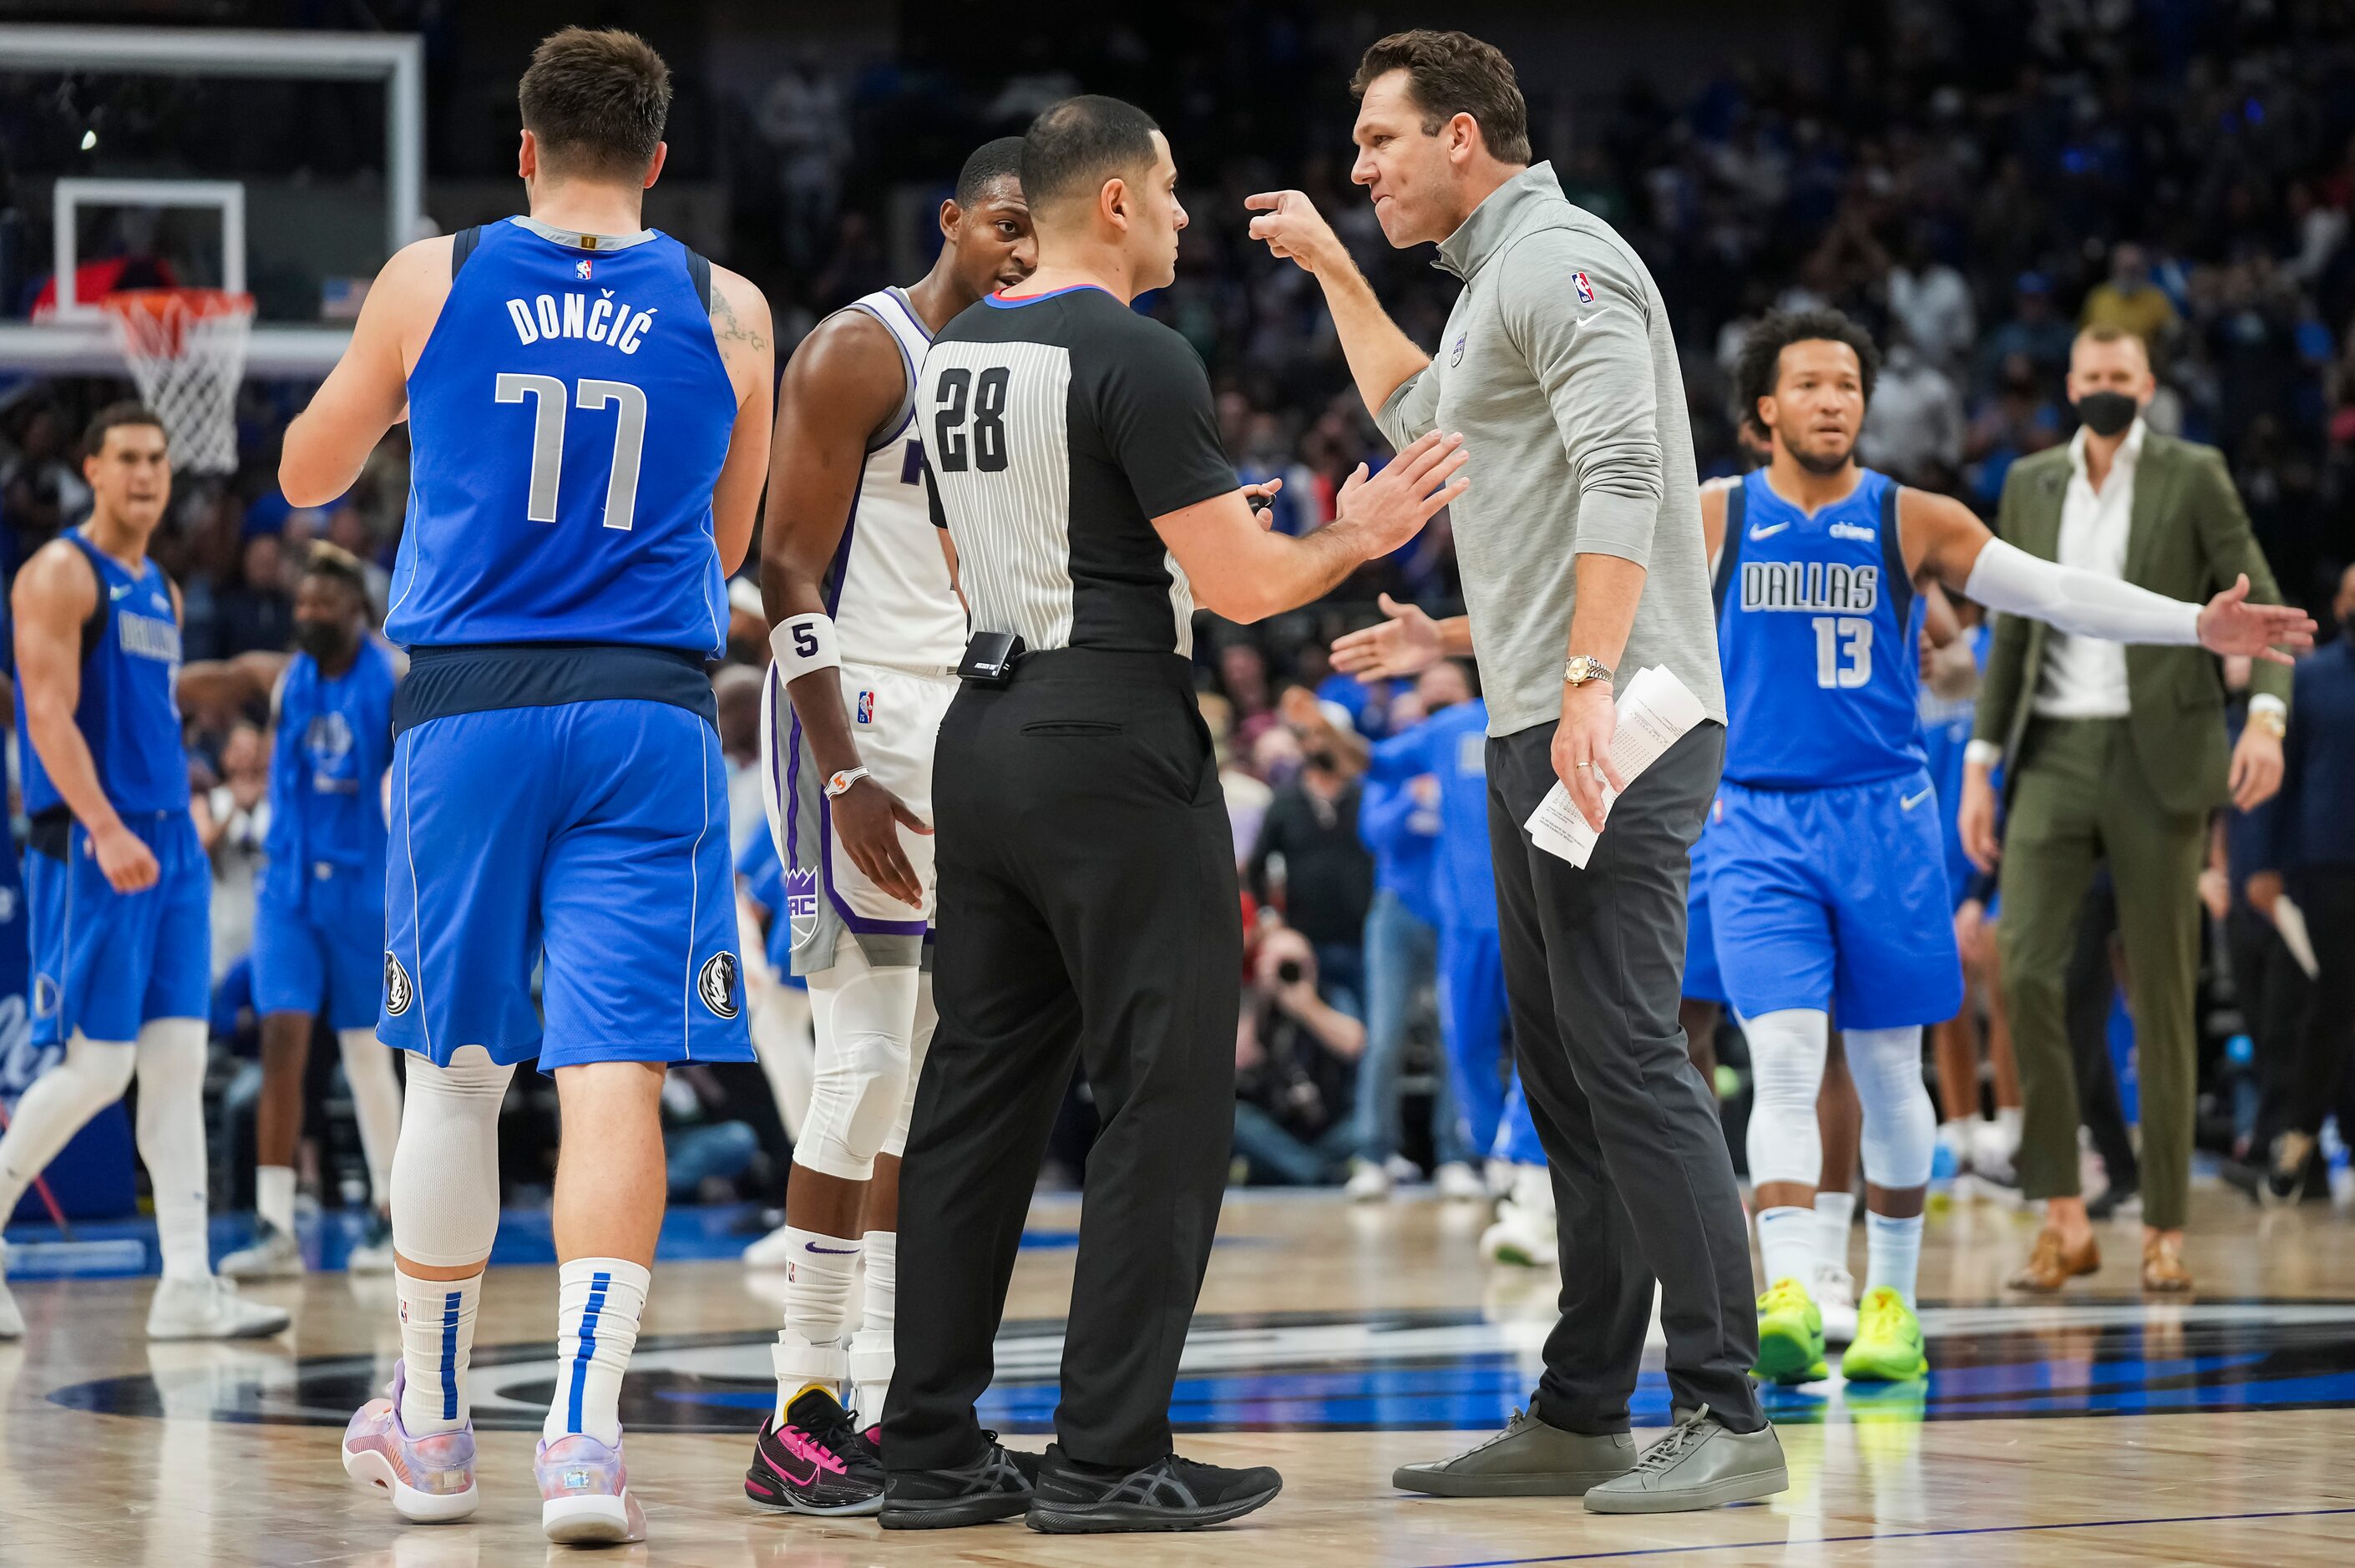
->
<box><xmin>745</xmin><ymin>1388</ymin><xmax>884</xmax><ymax>1516</ymax></box>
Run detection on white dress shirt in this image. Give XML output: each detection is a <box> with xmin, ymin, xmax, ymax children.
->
<box><xmin>2033</xmin><ymin>420</ymin><xmax>2145</xmax><ymax>719</ymax></box>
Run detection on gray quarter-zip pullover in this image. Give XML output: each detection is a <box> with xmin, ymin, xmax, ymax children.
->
<box><xmin>1376</xmin><ymin>162</ymin><xmax>1726</xmax><ymax>734</ymax></box>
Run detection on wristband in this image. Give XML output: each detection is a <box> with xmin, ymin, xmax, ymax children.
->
<box><xmin>823</xmin><ymin>766</ymin><xmax>870</xmax><ymax>799</ymax></box>
<box><xmin>770</xmin><ymin>612</ymin><xmax>842</xmax><ymax>682</ymax></box>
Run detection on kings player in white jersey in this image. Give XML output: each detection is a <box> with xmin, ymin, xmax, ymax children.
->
<box><xmin>742</xmin><ymin>138</ymin><xmax>1036</xmax><ymax>1515</ymax></box>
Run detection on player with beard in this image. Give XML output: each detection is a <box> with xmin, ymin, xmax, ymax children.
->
<box><xmin>1707</xmin><ymin>310</ymin><xmax>2311</xmax><ymax>1387</ymax></box>
<box><xmin>742</xmin><ymin>137</ymin><xmax>1036</xmax><ymax>1516</ymax></box>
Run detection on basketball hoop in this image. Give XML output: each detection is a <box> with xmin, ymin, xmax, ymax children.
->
<box><xmin>101</xmin><ymin>287</ymin><xmax>255</xmax><ymax>476</ymax></box>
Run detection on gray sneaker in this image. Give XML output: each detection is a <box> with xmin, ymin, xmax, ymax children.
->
<box><xmin>1583</xmin><ymin>1405</ymin><xmax>1785</xmax><ymax>1514</ymax></box>
<box><xmin>1392</xmin><ymin>1408</ymin><xmax>1635</xmax><ymax>1497</ymax></box>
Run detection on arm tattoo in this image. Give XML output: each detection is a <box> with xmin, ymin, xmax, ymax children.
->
<box><xmin>711</xmin><ymin>286</ymin><xmax>769</xmax><ymax>353</ymax></box>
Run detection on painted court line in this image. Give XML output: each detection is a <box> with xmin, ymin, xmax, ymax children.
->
<box><xmin>1418</xmin><ymin>1505</ymin><xmax>2355</xmax><ymax>1566</ymax></box>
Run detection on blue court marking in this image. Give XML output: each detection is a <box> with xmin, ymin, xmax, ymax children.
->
<box><xmin>0</xmin><ymin>1203</ymin><xmax>1085</xmax><ymax>1279</ymax></box>
<box><xmin>1411</xmin><ymin>1506</ymin><xmax>2355</xmax><ymax>1566</ymax></box>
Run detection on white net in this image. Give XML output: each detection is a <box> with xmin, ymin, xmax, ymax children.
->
<box><xmin>102</xmin><ymin>290</ymin><xmax>254</xmax><ymax>476</ymax></box>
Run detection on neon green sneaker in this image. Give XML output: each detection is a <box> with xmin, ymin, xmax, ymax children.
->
<box><xmin>1840</xmin><ymin>1286</ymin><xmax>1928</xmax><ymax>1383</ymax></box>
<box><xmin>1752</xmin><ymin>1277</ymin><xmax>1826</xmax><ymax>1384</ymax></box>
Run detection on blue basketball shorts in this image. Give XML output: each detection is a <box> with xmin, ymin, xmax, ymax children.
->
<box><xmin>380</xmin><ymin>698</ymin><xmax>752</xmax><ymax>1071</ymax></box>
<box><xmin>26</xmin><ymin>808</ymin><xmax>210</xmax><ymax>1045</ymax></box>
<box><xmin>1703</xmin><ymin>769</ymin><xmax>1963</xmax><ymax>1030</ymax></box>
<box><xmin>252</xmin><ymin>893</ymin><xmax>385</xmax><ymax>1031</ymax></box>
<box><xmin>1682</xmin><ymin>813</ymin><xmax>1727</xmax><ymax>1005</ymax></box>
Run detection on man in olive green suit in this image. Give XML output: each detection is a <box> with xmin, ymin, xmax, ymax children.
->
<box><xmin>1958</xmin><ymin>326</ymin><xmax>2295</xmax><ymax>1295</ymax></box>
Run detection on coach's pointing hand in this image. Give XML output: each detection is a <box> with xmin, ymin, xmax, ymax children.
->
<box><xmin>1244</xmin><ymin>190</ymin><xmax>1344</xmax><ymax>274</ymax></box>
<box><xmin>834</xmin><ymin>778</ymin><xmax>932</xmax><ymax>909</ymax></box>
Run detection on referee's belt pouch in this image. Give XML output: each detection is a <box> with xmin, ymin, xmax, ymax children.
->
<box><xmin>957</xmin><ymin>630</ymin><xmax>1027</xmax><ymax>688</ymax></box>
<box><xmin>28</xmin><ymin>806</ymin><xmax>73</xmax><ymax>862</ymax></box>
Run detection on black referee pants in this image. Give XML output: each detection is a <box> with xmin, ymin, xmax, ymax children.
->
<box><xmin>883</xmin><ymin>649</ymin><xmax>1242</xmax><ymax>1474</ymax></box>
<box><xmin>1485</xmin><ymin>720</ymin><xmax>1767</xmax><ymax>1435</ymax></box>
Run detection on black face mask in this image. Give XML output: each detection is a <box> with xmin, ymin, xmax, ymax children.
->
<box><xmin>2072</xmin><ymin>390</ymin><xmax>2140</xmax><ymax>438</ymax></box>
<box><xmin>294</xmin><ymin>619</ymin><xmax>353</xmax><ymax>664</ymax></box>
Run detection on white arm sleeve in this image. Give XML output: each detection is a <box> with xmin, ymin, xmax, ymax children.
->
<box><xmin>1962</xmin><ymin>537</ymin><xmax>2202</xmax><ymax>646</ymax></box>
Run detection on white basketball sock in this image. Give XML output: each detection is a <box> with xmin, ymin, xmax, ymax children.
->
<box><xmin>773</xmin><ymin>1225</ymin><xmax>861</xmax><ymax>1419</ymax></box>
<box><xmin>1866</xmin><ymin>1211</ymin><xmax>1924</xmax><ymax>1306</ymax></box>
<box><xmin>397</xmin><ymin>1267</ymin><xmax>484</xmax><ymax>1436</ymax></box>
<box><xmin>0</xmin><ymin>1033</ymin><xmax>134</xmax><ymax>1218</ymax></box>
<box><xmin>859</xmin><ymin>1229</ymin><xmax>896</xmax><ymax>1337</ymax></box>
<box><xmin>133</xmin><ymin>1019</ymin><xmax>212</xmax><ymax>1282</ymax></box>
<box><xmin>1814</xmin><ymin>1190</ymin><xmax>1855</xmax><ymax>1272</ymax></box>
<box><xmin>256</xmin><ymin>1165</ymin><xmax>297</xmax><ymax>1236</ymax></box>
<box><xmin>337</xmin><ymin>1028</ymin><xmax>403</xmax><ymax>1210</ymax></box>
<box><xmin>848</xmin><ymin>1229</ymin><xmax>898</xmax><ymax>1426</ymax></box>
<box><xmin>1756</xmin><ymin>1206</ymin><xmax>1817</xmax><ymax>1292</ymax></box>
<box><xmin>545</xmin><ymin>1257</ymin><xmax>649</xmax><ymax>1449</ymax></box>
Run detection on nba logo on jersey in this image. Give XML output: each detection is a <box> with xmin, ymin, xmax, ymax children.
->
<box><xmin>856</xmin><ymin>690</ymin><xmax>874</xmax><ymax>726</ymax></box>
<box><xmin>786</xmin><ymin>867</ymin><xmax>821</xmax><ymax>947</ymax></box>
<box><xmin>1574</xmin><ymin>271</ymin><xmax>1595</xmax><ymax>304</ymax></box>
<box><xmin>575</xmin><ymin>257</ymin><xmax>592</xmax><ymax>280</ymax></box>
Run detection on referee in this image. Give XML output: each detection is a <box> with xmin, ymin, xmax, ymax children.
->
<box><xmin>880</xmin><ymin>94</ymin><xmax>1467</xmax><ymax>1535</ymax></box>
<box><xmin>1251</xmin><ymin>32</ymin><xmax>1788</xmax><ymax>1511</ymax></box>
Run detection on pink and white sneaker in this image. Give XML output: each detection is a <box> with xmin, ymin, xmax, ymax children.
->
<box><xmin>342</xmin><ymin>1360</ymin><xmax>479</xmax><ymax>1522</ymax></box>
<box><xmin>536</xmin><ymin>1432</ymin><xmax>647</xmax><ymax>1545</ymax></box>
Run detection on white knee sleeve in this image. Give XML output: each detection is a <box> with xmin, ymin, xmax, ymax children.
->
<box><xmin>0</xmin><ymin>1031</ymin><xmax>136</xmax><ymax>1214</ymax></box>
<box><xmin>1846</xmin><ymin>1026</ymin><xmax>1937</xmax><ymax>1191</ymax></box>
<box><xmin>1741</xmin><ymin>1009</ymin><xmax>1828</xmax><ymax>1189</ymax></box>
<box><xmin>337</xmin><ymin>1028</ymin><xmax>403</xmax><ymax>1206</ymax></box>
<box><xmin>133</xmin><ymin>1019</ymin><xmax>211</xmax><ymax>1281</ymax></box>
<box><xmin>798</xmin><ymin>941</ymin><xmax>919</xmax><ymax>1181</ymax></box>
<box><xmin>751</xmin><ymin>984</ymin><xmax>815</xmax><ymax>1143</ymax></box>
<box><xmin>390</xmin><ymin>1045</ymin><xmax>514</xmax><ymax>1269</ymax></box>
<box><xmin>883</xmin><ymin>970</ymin><xmax>938</xmax><ymax>1162</ymax></box>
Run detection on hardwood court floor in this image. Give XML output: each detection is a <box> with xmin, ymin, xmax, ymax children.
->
<box><xmin>5</xmin><ymin>1186</ymin><xmax>2355</xmax><ymax>1565</ymax></box>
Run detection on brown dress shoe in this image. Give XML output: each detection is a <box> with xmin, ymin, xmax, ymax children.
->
<box><xmin>2141</xmin><ymin>1233</ymin><xmax>2193</xmax><ymax>1293</ymax></box>
<box><xmin>2008</xmin><ymin>1227</ymin><xmax>2100</xmax><ymax>1292</ymax></box>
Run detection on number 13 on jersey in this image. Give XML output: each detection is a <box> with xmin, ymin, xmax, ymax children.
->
<box><xmin>1811</xmin><ymin>615</ymin><xmax>1871</xmax><ymax>688</ymax></box>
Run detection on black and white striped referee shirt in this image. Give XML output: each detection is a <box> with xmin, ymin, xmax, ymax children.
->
<box><xmin>919</xmin><ymin>285</ymin><xmax>1237</xmax><ymax>656</ymax></box>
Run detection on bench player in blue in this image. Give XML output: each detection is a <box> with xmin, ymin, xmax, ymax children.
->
<box><xmin>182</xmin><ymin>544</ymin><xmax>407</xmax><ymax>1281</ymax></box>
<box><xmin>0</xmin><ymin>403</ymin><xmax>289</xmax><ymax>1343</ymax></box>
<box><xmin>1706</xmin><ymin>309</ymin><xmax>2313</xmax><ymax>1387</ymax></box>
<box><xmin>281</xmin><ymin>28</ymin><xmax>773</xmax><ymax>1546</ymax></box>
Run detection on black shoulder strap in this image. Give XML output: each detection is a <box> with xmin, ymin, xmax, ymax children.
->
<box><xmin>683</xmin><ymin>245</ymin><xmax>714</xmax><ymax>314</ymax></box>
<box><xmin>1711</xmin><ymin>477</ymin><xmax>1747</xmax><ymax>615</ymax></box>
<box><xmin>1881</xmin><ymin>478</ymin><xmax>1914</xmax><ymax>630</ymax></box>
<box><xmin>62</xmin><ymin>532</ymin><xmax>109</xmax><ymax>666</ymax></box>
<box><xmin>450</xmin><ymin>225</ymin><xmax>484</xmax><ymax>280</ymax></box>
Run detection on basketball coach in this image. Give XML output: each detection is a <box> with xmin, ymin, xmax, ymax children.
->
<box><xmin>1249</xmin><ymin>31</ymin><xmax>1788</xmax><ymax>1511</ymax></box>
<box><xmin>882</xmin><ymin>96</ymin><xmax>1468</xmax><ymax>1534</ymax></box>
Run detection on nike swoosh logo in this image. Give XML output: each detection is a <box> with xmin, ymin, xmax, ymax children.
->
<box><xmin>1748</xmin><ymin>522</ymin><xmax>1791</xmax><ymax>540</ymax></box>
<box><xmin>1901</xmin><ymin>787</ymin><xmax>1933</xmax><ymax>812</ymax></box>
<box><xmin>804</xmin><ymin>1242</ymin><xmax>859</xmax><ymax>1255</ymax></box>
<box><xmin>110</xmin><ymin>583</ymin><xmax>133</xmax><ymax>599</ymax></box>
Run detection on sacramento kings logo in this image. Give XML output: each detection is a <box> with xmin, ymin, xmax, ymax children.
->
<box><xmin>382</xmin><ymin>953</ymin><xmax>414</xmax><ymax>1016</ymax></box>
<box><xmin>697</xmin><ymin>952</ymin><xmax>741</xmax><ymax>1019</ymax></box>
<box><xmin>785</xmin><ymin>867</ymin><xmax>820</xmax><ymax>948</ymax></box>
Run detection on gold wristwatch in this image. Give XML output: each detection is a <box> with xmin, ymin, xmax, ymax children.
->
<box><xmin>2251</xmin><ymin>708</ymin><xmax>2287</xmax><ymax>741</ymax></box>
<box><xmin>1563</xmin><ymin>655</ymin><xmax>1615</xmax><ymax>688</ymax></box>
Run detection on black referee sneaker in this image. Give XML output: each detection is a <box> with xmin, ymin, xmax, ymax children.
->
<box><xmin>879</xmin><ymin>95</ymin><xmax>1466</xmax><ymax>1535</ymax></box>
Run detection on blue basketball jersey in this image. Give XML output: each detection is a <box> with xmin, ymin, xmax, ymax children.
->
<box><xmin>260</xmin><ymin>637</ymin><xmax>398</xmax><ymax>913</ymax></box>
<box><xmin>1713</xmin><ymin>468</ymin><xmax>1925</xmax><ymax>788</ymax></box>
<box><xmin>387</xmin><ymin>218</ymin><xmax>737</xmax><ymax>655</ymax></box>
<box><xmin>18</xmin><ymin>530</ymin><xmax>188</xmax><ymax>817</ymax></box>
